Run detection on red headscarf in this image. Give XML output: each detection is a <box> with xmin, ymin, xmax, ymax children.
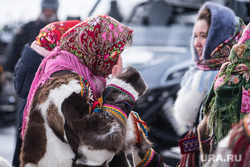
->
<box><xmin>35</xmin><ymin>20</ymin><xmax>81</xmax><ymax>51</ymax></box>
<box><xmin>59</xmin><ymin>15</ymin><xmax>133</xmax><ymax>77</ymax></box>
<box><xmin>21</xmin><ymin>15</ymin><xmax>133</xmax><ymax>138</ymax></box>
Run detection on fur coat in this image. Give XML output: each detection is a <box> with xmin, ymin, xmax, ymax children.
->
<box><xmin>20</xmin><ymin>66</ymin><xmax>145</xmax><ymax>167</ymax></box>
<box><xmin>20</xmin><ymin>15</ymin><xmax>167</xmax><ymax>167</ymax></box>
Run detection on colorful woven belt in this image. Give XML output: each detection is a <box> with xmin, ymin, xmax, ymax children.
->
<box><xmin>102</xmin><ymin>104</ymin><xmax>127</xmax><ymax>124</ymax></box>
<box><xmin>106</xmin><ymin>84</ymin><xmax>135</xmax><ymax>102</ymax></box>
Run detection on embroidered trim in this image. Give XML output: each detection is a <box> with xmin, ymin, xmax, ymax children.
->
<box><xmin>156</xmin><ymin>156</ymin><xmax>167</xmax><ymax>167</ymax></box>
<box><xmin>132</xmin><ymin>111</ymin><xmax>148</xmax><ymax>137</ymax></box>
<box><xmin>91</xmin><ymin>96</ymin><xmax>103</xmax><ymax>114</ymax></box>
<box><xmin>178</xmin><ymin>135</ymin><xmax>199</xmax><ymax>154</ymax></box>
<box><xmin>79</xmin><ymin>75</ymin><xmax>90</xmax><ymax>98</ymax></box>
<box><xmin>102</xmin><ymin>104</ymin><xmax>127</xmax><ymax>124</ymax></box>
<box><xmin>131</xmin><ymin>113</ymin><xmax>141</xmax><ymax>143</ymax></box>
<box><xmin>137</xmin><ymin>148</ymin><xmax>155</xmax><ymax>167</ymax></box>
<box><xmin>107</xmin><ymin>84</ymin><xmax>135</xmax><ymax>101</ymax></box>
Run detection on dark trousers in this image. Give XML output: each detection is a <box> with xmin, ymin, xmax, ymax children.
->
<box><xmin>12</xmin><ymin>98</ymin><xmax>26</xmax><ymax>167</ymax></box>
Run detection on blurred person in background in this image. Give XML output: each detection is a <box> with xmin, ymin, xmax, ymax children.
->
<box><xmin>19</xmin><ymin>14</ymin><xmax>141</xmax><ymax>166</ymax></box>
<box><xmin>173</xmin><ymin>2</ymin><xmax>245</xmax><ymax>166</ymax></box>
<box><xmin>2</xmin><ymin>0</ymin><xmax>59</xmax><ymax>73</ymax></box>
<box><xmin>107</xmin><ymin>0</ymin><xmax>123</xmax><ymax>22</ymax></box>
<box><xmin>11</xmin><ymin>20</ymin><xmax>81</xmax><ymax>167</ymax></box>
<box><xmin>1</xmin><ymin>1</ymin><xmax>59</xmax><ymax>166</ymax></box>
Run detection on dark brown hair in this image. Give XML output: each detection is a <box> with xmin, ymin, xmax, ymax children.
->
<box><xmin>198</xmin><ymin>7</ymin><xmax>211</xmax><ymax>29</ymax></box>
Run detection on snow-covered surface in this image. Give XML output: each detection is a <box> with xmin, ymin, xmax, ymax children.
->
<box><xmin>0</xmin><ymin>126</ymin><xmax>16</xmax><ymax>164</ymax></box>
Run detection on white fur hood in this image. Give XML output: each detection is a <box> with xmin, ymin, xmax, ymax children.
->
<box><xmin>174</xmin><ymin>70</ymin><xmax>210</xmax><ymax>126</ymax></box>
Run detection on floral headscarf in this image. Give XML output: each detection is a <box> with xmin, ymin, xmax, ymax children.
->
<box><xmin>35</xmin><ymin>20</ymin><xmax>81</xmax><ymax>51</ymax></box>
<box><xmin>191</xmin><ymin>2</ymin><xmax>246</xmax><ymax>71</ymax></box>
<box><xmin>59</xmin><ymin>15</ymin><xmax>133</xmax><ymax>77</ymax></box>
<box><xmin>195</xmin><ymin>17</ymin><xmax>245</xmax><ymax>70</ymax></box>
<box><xmin>21</xmin><ymin>15</ymin><xmax>133</xmax><ymax>138</ymax></box>
<box><xmin>204</xmin><ymin>23</ymin><xmax>250</xmax><ymax>142</ymax></box>
<box><xmin>183</xmin><ymin>2</ymin><xmax>246</xmax><ymax>96</ymax></box>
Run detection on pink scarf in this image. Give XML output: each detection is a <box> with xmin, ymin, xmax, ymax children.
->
<box><xmin>21</xmin><ymin>47</ymin><xmax>106</xmax><ymax>138</ymax></box>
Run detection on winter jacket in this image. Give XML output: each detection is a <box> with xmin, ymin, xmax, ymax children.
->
<box><xmin>3</xmin><ymin>20</ymin><xmax>48</xmax><ymax>72</ymax></box>
<box><xmin>14</xmin><ymin>44</ymin><xmax>44</xmax><ymax>99</ymax></box>
<box><xmin>11</xmin><ymin>44</ymin><xmax>44</xmax><ymax>167</ymax></box>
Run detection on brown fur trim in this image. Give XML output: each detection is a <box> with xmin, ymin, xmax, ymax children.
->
<box><xmin>135</xmin><ymin>129</ymin><xmax>153</xmax><ymax>159</ymax></box>
<box><xmin>29</xmin><ymin>71</ymin><xmax>80</xmax><ymax>112</ymax></box>
<box><xmin>21</xmin><ymin>71</ymin><xmax>81</xmax><ymax>166</ymax></box>
<box><xmin>20</xmin><ymin>108</ymin><xmax>47</xmax><ymax>167</ymax></box>
<box><xmin>76</xmin><ymin>112</ymin><xmax>126</xmax><ymax>152</ymax></box>
<box><xmin>47</xmin><ymin>103</ymin><xmax>66</xmax><ymax>143</ymax></box>
<box><xmin>62</xmin><ymin>92</ymin><xmax>90</xmax><ymax>154</ymax></box>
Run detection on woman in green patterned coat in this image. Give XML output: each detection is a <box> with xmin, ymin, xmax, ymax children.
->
<box><xmin>197</xmin><ymin>21</ymin><xmax>250</xmax><ymax>165</ymax></box>
<box><xmin>174</xmin><ymin>2</ymin><xmax>245</xmax><ymax>166</ymax></box>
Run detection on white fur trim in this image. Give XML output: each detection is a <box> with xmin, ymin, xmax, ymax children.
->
<box><xmin>106</xmin><ymin>78</ymin><xmax>139</xmax><ymax>100</ymax></box>
<box><xmin>30</xmin><ymin>79</ymin><xmax>81</xmax><ymax>167</ymax></box>
<box><xmin>25</xmin><ymin>163</ymin><xmax>37</xmax><ymax>167</ymax></box>
<box><xmin>36</xmin><ymin>124</ymin><xmax>75</xmax><ymax>167</ymax></box>
<box><xmin>38</xmin><ymin>79</ymin><xmax>81</xmax><ymax>142</ymax></box>
<box><xmin>31</xmin><ymin>41</ymin><xmax>50</xmax><ymax>57</ymax></box>
<box><xmin>39</xmin><ymin>79</ymin><xmax>81</xmax><ymax>120</ymax></box>
<box><xmin>77</xmin><ymin>145</ymin><xmax>114</xmax><ymax>166</ymax></box>
<box><xmin>126</xmin><ymin>113</ymin><xmax>139</xmax><ymax>166</ymax></box>
<box><xmin>174</xmin><ymin>70</ymin><xmax>207</xmax><ymax>126</ymax></box>
<box><xmin>126</xmin><ymin>113</ymin><xmax>136</xmax><ymax>144</ymax></box>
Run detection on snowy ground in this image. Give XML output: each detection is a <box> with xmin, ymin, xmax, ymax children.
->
<box><xmin>0</xmin><ymin>125</ymin><xmax>16</xmax><ymax>164</ymax></box>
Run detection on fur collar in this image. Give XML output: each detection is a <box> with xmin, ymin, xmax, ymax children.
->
<box><xmin>174</xmin><ymin>70</ymin><xmax>208</xmax><ymax>126</ymax></box>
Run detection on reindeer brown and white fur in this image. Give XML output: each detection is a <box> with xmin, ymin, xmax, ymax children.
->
<box><xmin>105</xmin><ymin>67</ymin><xmax>166</xmax><ymax>167</ymax></box>
<box><xmin>20</xmin><ymin>66</ymin><xmax>148</xmax><ymax>167</ymax></box>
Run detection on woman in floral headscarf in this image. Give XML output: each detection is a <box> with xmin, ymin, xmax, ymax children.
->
<box><xmin>19</xmin><ymin>15</ymin><xmax>149</xmax><ymax>167</ymax></box>
<box><xmin>12</xmin><ymin>20</ymin><xmax>80</xmax><ymax>167</ymax></box>
<box><xmin>173</xmin><ymin>2</ymin><xmax>245</xmax><ymax>167</ymax></box>
<box><xmin>15</xmin><ymin>20</ymin><xmax>81</xmax><ymax>99</ymax></box>
<box><xmin>197</xmin><ymin>22</ymin><xmax>250</xmax><ymax>164</ymax></box>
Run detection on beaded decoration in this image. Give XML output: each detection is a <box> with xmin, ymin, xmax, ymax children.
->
<box><xmin>107</xmin><ymin>84</ymin><xmax>135</xmax><ymax>102</ymax></box>
<box><xmin>79</xmin><ymin>75</ymin><xmax>90</xmax><ymax>98</ymax></box>
<box><xmin>79</xmin><ymin>75</ymin><xmax>100</xmax><ymax>114</ymax></box>
<box><xmin>91</xmin><ymin>97</ymin><xmax>103</xmax><ymax>114</ymax></box>
<box><xmin>136</xmin><ymin>148</ymin><xmax>155</xmax><ymax>167</ymax></box>
<box><xmin>102</xmin><ymin>104</ymin><xmax>127</xmax><ymax>124</ymax></box>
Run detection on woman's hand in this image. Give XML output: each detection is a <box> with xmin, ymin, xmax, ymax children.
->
<box><xmin>111</xmin><ymin>54</ymin><xmax>123</xmax><ymax>78</ymax></box>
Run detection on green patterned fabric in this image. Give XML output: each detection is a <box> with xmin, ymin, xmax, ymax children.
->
<box><xmin>204</xmin><ymin>23</ymin><xmax>250</xmax><ymax>141</ymax></box>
